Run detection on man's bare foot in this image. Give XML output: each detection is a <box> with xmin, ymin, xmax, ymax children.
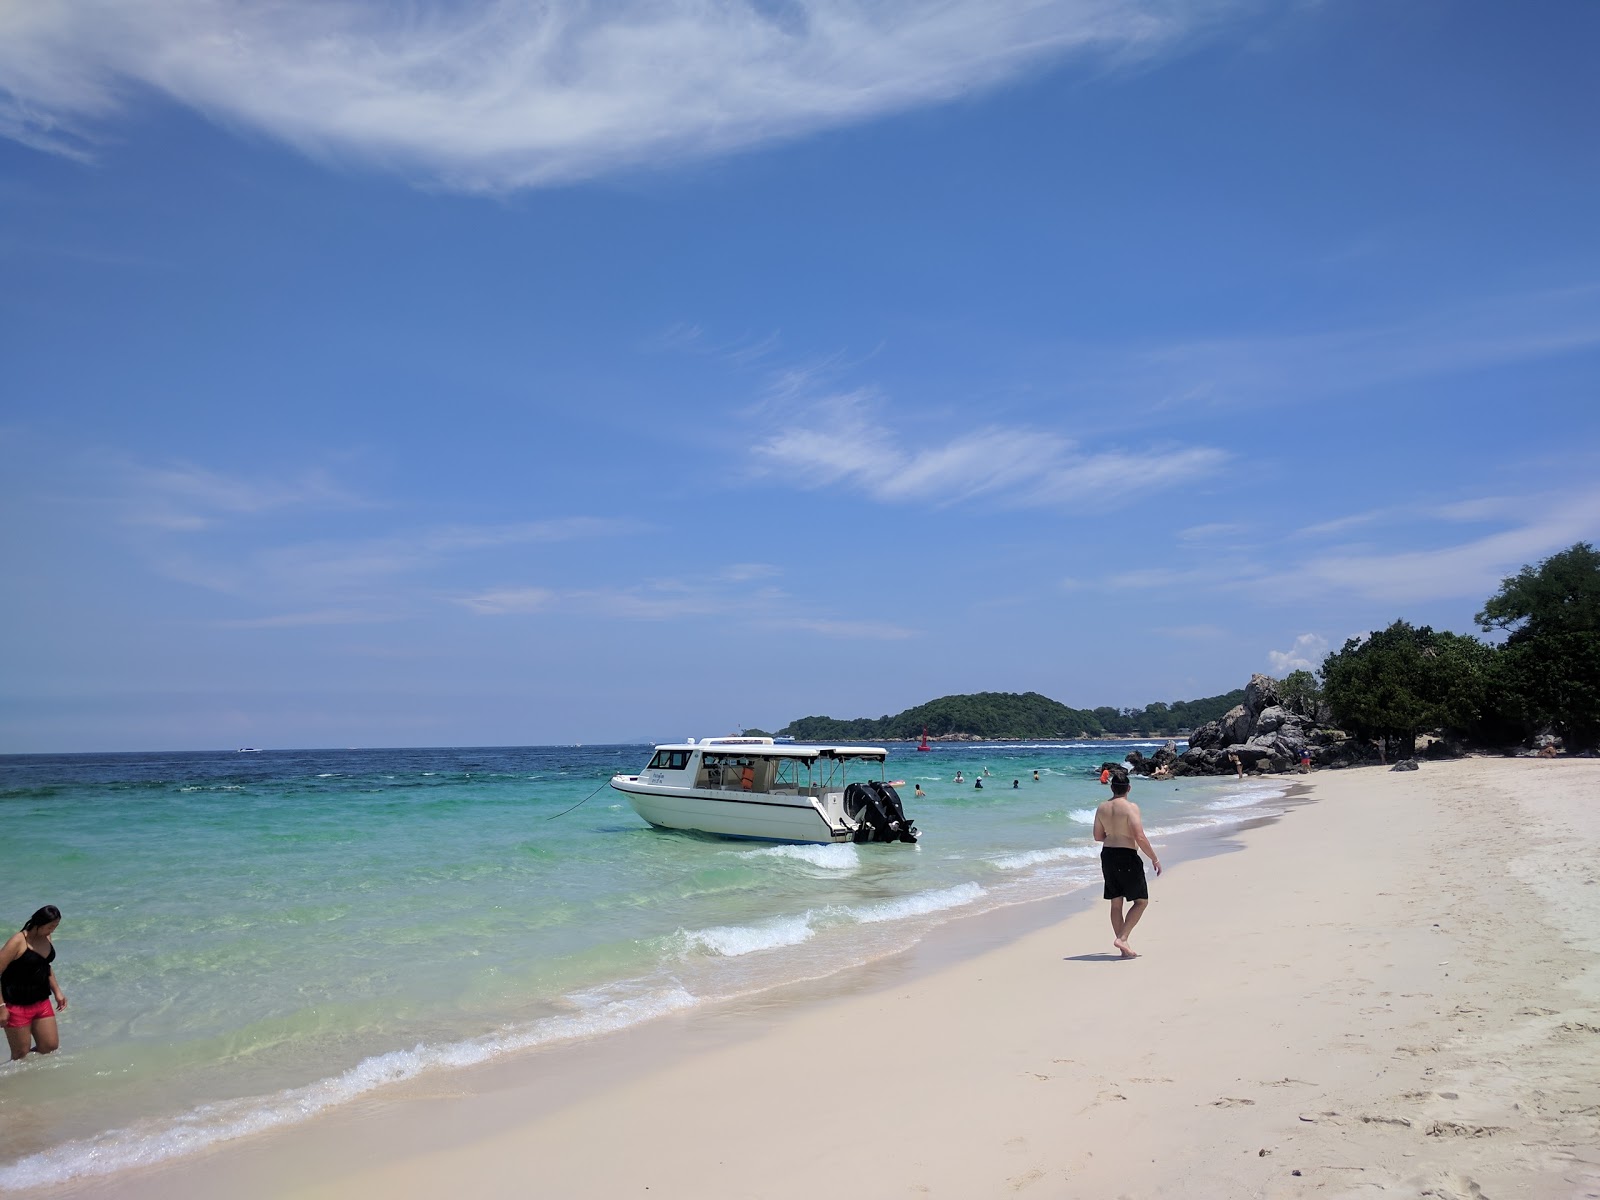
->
<box><xmin>1114</xmin><ymin>937</ymin><xmax>1138</xmax><ymax>959</ymax></box>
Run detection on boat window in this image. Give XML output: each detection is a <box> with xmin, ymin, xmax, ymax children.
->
<box><xmin>647</xmin><ymin>749</ymin><xmax>692</xmax><ymax>771</ymax></box>
<box><xmin>772</xmin><ymin>758</ymin><xmax>809</xmax><ymax>790</ymax></box>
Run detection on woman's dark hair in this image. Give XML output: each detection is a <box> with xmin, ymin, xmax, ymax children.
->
<box><xmin>22</xmin><ymin>905</ymin><xmax>61</xmax><ymax>932</ymax></box>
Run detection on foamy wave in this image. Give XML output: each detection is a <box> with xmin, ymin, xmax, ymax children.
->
<box><xmin>0</xmin><ymin>988</ymin><xmax>696</xmax><ymax>1192</ymax></box>
<box><xmin>990</xmin><ymin>845</ymin><xmax>1097</xmax><ymax>871</ymax></box>
<box><xmin>851</xmin><ymin>882</ymin><xmax>985</xmax><ymax>924</ymax></box>
<box><xmin>739</xmin><ymin>844</ymin><xmax>860</xmax><ymax>871</ymax></box>
<box><xmin>679</xmin><ymin>915</ymin><xmax>816</xmax><ymax>957</ymax></box>
<box><xmin>1068</xmin><ymin>807</ymin><xmax>1098</xmax><ymax>825</ymax></box>
<box><xmin>1204</xmin><ymin>785</ymin><xmax>1288</xmax><ymax>811</ymax></box>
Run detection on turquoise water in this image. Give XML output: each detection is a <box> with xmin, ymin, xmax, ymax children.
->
<box><xmin>0</xmin><ymin>741</ymin><xmax>1284</xmax><ymax>1189</ymax></box>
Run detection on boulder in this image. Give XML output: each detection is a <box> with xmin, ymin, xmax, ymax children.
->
<box><xmin>1391</xmin><ymin>759</ymin><xmax>1420</xmax><ymax>772</ymax></box>
<box><xmin>1188</xmin><ymin>720</ymin><xmax>1224</xmax><ymax>751</ymax></box>
<box><xmin>1254</xmin><ymin>705</ymin><xmax>1290</xmax><ymax>735</ymax></box>
<box><xmin>1243</xmin><ymin>673</ymin><xmax>1282</xmax><ymax>720</ymax></box>
<box><xmin>1220</xmin><ymin>704</ymin><xmax>1253</xmax><ymax>745</ymax></box>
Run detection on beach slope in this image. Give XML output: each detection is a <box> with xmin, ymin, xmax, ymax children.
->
<box><xmin>77</xmin><ymin>758</ymin><xmax>1600</xmax><ymax>1199</ymax></box>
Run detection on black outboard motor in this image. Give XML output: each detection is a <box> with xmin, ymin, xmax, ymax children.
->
<box><xmin>844</xmin><ymin>781</ymin><xmax>920</xmax><ymax>843</ymax></box>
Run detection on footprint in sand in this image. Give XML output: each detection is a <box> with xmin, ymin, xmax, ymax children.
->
<box><xmin>1007</xmin><ymin>1167</ymin><xmax>1045</xmax><ymax>1191</ymax></box>
<box><xmin>1210</xmin><ymin>1097</ymin><xmax>1255</xmax><ymax>1107</ymax></box>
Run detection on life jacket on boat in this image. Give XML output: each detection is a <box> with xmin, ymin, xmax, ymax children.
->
<box><xmin>740</xmin><ymin>765</ymin><xmax>755</xmax><ymax>791</ymax></box>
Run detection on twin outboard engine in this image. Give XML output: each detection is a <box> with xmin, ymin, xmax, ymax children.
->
<box><xmin>844</xmin><ymin>781</ymin><xmax>919</xmax><ymax>843</ymax></box>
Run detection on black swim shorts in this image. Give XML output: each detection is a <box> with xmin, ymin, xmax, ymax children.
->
<box><xmin>1101</xmin><ymin>846</ymin><xmax>1148</xmax><ymax>901</ymax></box>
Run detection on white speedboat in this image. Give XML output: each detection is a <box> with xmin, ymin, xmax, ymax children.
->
<box><xmin>610</xmin><ymin>737</ymin><xmax>919</xmax><ymax>845</ymax></box>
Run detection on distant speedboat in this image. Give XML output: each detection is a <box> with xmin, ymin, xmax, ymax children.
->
<box><xmin>610</xmin><ymin>736</ymin><xmax>918</xmax><ymax>845</ymax></box>
<box><xmin>237</xmin><ymin>747</ymin><xmax>261</xmax><ymax>753</ymax></box>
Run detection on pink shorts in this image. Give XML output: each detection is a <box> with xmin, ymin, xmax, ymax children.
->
<box><xmin>4</xmin><ymin>999</ymin><xmax>55</xmax><ymax>1028</ymax></box>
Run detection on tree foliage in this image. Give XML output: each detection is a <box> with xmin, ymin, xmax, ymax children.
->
<box><xmin>1279</xmin><ymin>669</ymin><xmax>1322</xmax><ymax>719</ymax></box>
<box><xmin>1319</xmin><ymin>622</ymin><xmax>1497</xmax><ymax>755</ymax></box>
<box><xmin>1477</xmin><ymin>542</ymin><xmax>1600</xmax><ymax>750</ymax></box>
<box><xmin>778</xmin><ymin>688</ymin><xmax>1244</xmax><ymax>741</ymax></box>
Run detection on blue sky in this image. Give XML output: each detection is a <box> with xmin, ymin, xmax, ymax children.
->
<box><xmin>2</xmin><ymin>0</ymin><xmax>1597</xmax><ymax>752</ymax></box>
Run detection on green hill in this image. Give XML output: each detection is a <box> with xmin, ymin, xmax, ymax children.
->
<box><xmin>777</xmin><ymin>688</ymin><xmax>1245</xmax><ymax>741</ymax></box>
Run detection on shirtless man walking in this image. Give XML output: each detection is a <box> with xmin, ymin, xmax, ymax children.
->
<box><xmin>1093</xmin><ymin>774</ymin><xmax>1161</xmax><ymax>958</ymax></box>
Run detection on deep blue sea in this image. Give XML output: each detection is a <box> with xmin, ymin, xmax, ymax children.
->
<box><xmin>0</xmin><ymin>740</ymin><xmax>1285</xmax><ymax>1190</ymax></box>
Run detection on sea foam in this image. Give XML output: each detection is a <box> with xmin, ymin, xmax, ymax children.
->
<box><xmin>0</xmin><ymin>987</ymin><xmax>697</xmax><ymax>1192</ymax></box>
<box><xmin>739</xmin><ymin>843</ymin><xmax>861</xmax><ymax>871</ymax></box>
<box><xmin>990</xmin><ymin>845</ymin><xmax>1097</xmax><ymax>871</ymax></box>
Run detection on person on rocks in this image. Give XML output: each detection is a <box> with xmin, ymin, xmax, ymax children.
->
<box><xmin>1092</xmin><ymin>776</ymin><xmax>1161</xmax><ymax>959</ymax></box>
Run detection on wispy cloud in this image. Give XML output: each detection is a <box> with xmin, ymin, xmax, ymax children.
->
<box><xmin>1114</xmin><ymin>487</ymin><xmax>1600</xmax><ymax>607</ymax></box>
<box><xmin>0</xmin><ymin>0</ymin><xmax>1235</xmax><ymax>189</ymax></box>
<box><xmin>1266</xmin><ymin>633</ymin><xmax>1327</xmax><ymax>673</ymax></box>
<box><xmin>454</xmin><ymin>570</ymin><xmax>916</xmax><ymax>638</ymax></box>
<box><xmin>749</xmin><ymin>390</ymin><xmax>1229</xmax><ymax>510</ymax></box>
<box><xmin>766</xmin><ymin>617</ymin><xmax>917</xmax><ymax>640</ymax></box>
<box><xmin>454</xmin><ymin>587</ymin><xmax>556</xmax><ymax>616</ymax></box>
<box><xmin>1176</xmin><ymin>522</ymin><xmax>1247</xmax><ymax>542</ymax></box>
<box><xmin>214</xmin><ymin>608</ymin><xmax>401</xmax><ymax>629</ymax></box>
<box><xmin>119</xmin><ymin>460</ymin><xmax>369</xmax><ymax>531</ymax></box>
<box><xmin>1068</xmin><ymin>285</ymin><xmax>1600</xmax><ymax>414</ymax></box>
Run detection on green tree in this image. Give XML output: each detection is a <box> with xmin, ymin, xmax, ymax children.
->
<box><xmin>1279</xmin><ymin>670</ymin><xmax>1322</xmax><ymax>719</ymax></box>
<box><xmin>1319</xmin><ymin>621</ymin><xmax>1495</xmax><ymax>757</ymax></box>
<box><xmin>1476</xmin><ymin>542</ymin><xmax>1600</xmax><ymax>751</ymax></box>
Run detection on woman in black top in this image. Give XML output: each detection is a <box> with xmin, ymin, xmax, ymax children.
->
<box><xmin>1</xmin><ymin>905</ymin><xmax>67</xmax><ymax>1060</ymax></box>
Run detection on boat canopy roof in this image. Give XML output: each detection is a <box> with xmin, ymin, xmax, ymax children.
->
<box><xmin>659</xmin><ymin>737</ymin><xmax>888</xmax><ymax>761</ymax></box>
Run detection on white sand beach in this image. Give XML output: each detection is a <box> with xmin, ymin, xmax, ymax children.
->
<box><xmin>59</xmin><ymin>758</ymin><xmax>1600</xmax><ymax>1200</ymax></box>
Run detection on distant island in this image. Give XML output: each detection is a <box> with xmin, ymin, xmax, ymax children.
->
<box><xmin>745</xmin><ymin>689</ymin><xmax>1246</xmax><ymax>742</ymax></box>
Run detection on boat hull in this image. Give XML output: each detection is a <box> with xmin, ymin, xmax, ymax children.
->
<box><xmin>609</xmin><ymin>780</ymin><xmax>846</xmax><ymax>844</ymax></box>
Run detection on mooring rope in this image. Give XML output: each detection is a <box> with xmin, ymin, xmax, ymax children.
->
<box><xmin>543</xmin><ymin>779</ymin><xmax>610</xmax><ymax>822</ymax></box>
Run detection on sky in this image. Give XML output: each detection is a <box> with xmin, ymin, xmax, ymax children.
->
<box><xmin>2</xmin><ymin>0</ymin><xmax>1598</xmax><ymax>753</ymax></box>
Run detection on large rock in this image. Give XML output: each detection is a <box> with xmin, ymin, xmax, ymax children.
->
<box><xmin>1243</xmin><ymin>673</ymin><xmax>1282</xmax><ymax>720</ymax></box>
<box><xmin>1220</xmin><ymin>704</ymin><xmax>1253</xmax><ymax>745</ymax></box>
<box><xmin>1255</xmin><ymin>705</ymin><xmax>1290</xmax><ymax>735</ymax></box>
<box><xmin>1188</xmin><ymin>720</ymin><xmax>1223</xmax><ymax>751</ymax></box>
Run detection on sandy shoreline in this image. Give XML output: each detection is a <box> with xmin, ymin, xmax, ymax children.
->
<box><xmin>43</xmin><ymin>758</ymin><xmax>1600</xmax><ymax>1199</ymax></box>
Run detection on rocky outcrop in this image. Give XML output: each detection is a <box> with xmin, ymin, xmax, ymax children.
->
<box><xmin>1153</xmin><ymin>672</ymin><xmax>1383</xmax><ymax>778</ymax></box>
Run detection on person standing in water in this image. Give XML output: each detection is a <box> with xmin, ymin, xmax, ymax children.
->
<box><xmin>1</xmin><ymin>905</ymin><xmax>67</xmax><ymax>1060</ymax></box>
<box><xmin>1093</xmin><ymin>777</ymin><xmax>1161</xmax><ymax>958</ymax></box>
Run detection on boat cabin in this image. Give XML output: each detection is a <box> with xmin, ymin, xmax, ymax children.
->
<box><xmin>642</xmin><ymin>737</ymin><xmax>888</xmax><ymax>799</ymax></box>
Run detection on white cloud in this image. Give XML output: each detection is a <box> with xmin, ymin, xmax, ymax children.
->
<box><xmin>765</xmin><ymin>616</ymin><xmax>917</xmax><ymax>640</ymax></box>
<box><xmin>0</xmin><ymin>0</ymin><xmax>1232</xmax><ymax>190</ymax></box>
<box><xmin>750</xmin><ymin>390</ymin><xmax>1228</xmax><ymax>510</ymax></box>
<box><xmin>1257</xmin><ymin>488</ymin><xmax>1600</xmax><ymax>606</ymax></box>
<box><xmin>214</xmin><ymin>607</ymin><xmax>399</xmax><ymax>628</ymax></box>
<box><xmin>454</xmin><ymin>573</ymin><xmax>916</xmax><ymax>637</ymax></box>
<box><xmin>1176</xmin><ymin>522</ymin><xmax>1246</xmax><ymax>541</ymax></box>
<box><xmin>1266</xmin><ymin>633</ymin><xmax>1327</xmax><ymax>674</ymax></box>
<box><xmin>120</xmin><ymin>460</ymin><xmax>368</xmax><ymax>530</ymax></box>
<box><xmin>1065</xmin><ymin>285</ymin><xmax>1600</xmax><ymax>415</ymax></box>
<box><xmin>455</xmin><ymin>587</ymin><xmax>556</xmax><ymax>616</ymax></box>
